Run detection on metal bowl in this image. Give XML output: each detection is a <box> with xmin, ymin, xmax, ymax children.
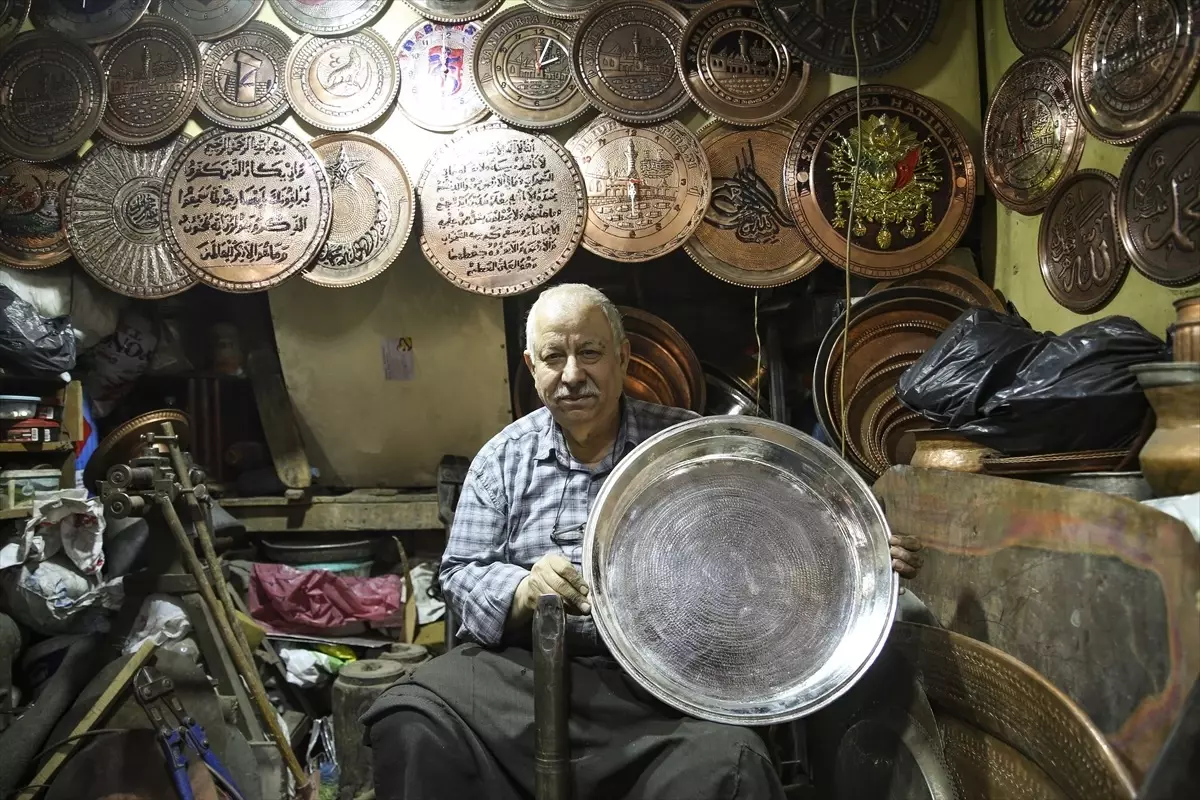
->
<box><xmin>584</xmin><ymin>416</ymin><xmax>898</xmax><ymax>725</ymax></box>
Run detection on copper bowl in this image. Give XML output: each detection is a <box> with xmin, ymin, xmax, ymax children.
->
<box><xmin>908</xmin><ymin>428</ymin><xmax>999</xmax><ymax>473</ymax></box>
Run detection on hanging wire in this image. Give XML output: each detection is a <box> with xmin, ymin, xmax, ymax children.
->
<box><xmin>839</xmin><ymin>0</ymin><xmax>865</xmax><ymax>459</ymax></box>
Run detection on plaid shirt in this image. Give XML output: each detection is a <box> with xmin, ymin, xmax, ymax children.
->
<box><xmin>441</xmin><ymin>397</ymin><xmax>698</xmax><ymax>649</ymax></box>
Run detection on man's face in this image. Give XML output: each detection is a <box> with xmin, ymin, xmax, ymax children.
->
<box><xmin>525</xmin><ymin>305</ymin><xmax>630</xmax><ymax>428</ymax></box>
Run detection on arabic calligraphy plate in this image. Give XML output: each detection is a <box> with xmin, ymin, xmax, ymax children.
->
<box><xmin>0</xmin><ymin>157</ymin><xmax>73</xmax><ymax>269</ymax></box>
<box><xmin>306</xmin><ymin>133</ymin><xmax>414</xmax><ymax>289</ymax></box>
<box><xmin>417</xmin><ymin>121</ymin><xmax>585</xmax><ymax>296</ymax></box>
<box><xmin>784</xmin><ymin>85</ymin><xmax>976</xmax><ymax>279</ymax></box>
<box><xmin>1116</xmin><ymin>112</ymin><xmax>1200</xmax><ymax>287</ymax></box>
<box><xmin>161</xmin><ymin>126</ymin><xmax>332</xmax><ymax>293</ymax></box>
<box><xmin>400</xmin><ymin>0</ymin><xmax>504</xmax><ymax>24</ymax></box>
<box><xmin>684</xmin><ymin>119</ymin><xmax>819</xmax><ymax>288</ymax></box>
<box><xmin>64</xmin><ymin>136</ymin><xmax>197</xmax><ymax>298</ymax></box>
<box><xmin>285</xmin><ymin>30</ymin><xmax>400</xmax><ymax>132</ymax></box>
<box><xmin>394</xmin><ymin>19</ymin><xmax>491</xmax><ymax>133</ymax></box>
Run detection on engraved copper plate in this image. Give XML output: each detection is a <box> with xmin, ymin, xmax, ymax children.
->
<box><xmin>0</xmin><ymin>31</ymin><xmax>107</xmax><ymax>163</ymax></box>
<box><xmin>1004</xmin><ymin>0</ymin><xmax>1088</xmax><ymax>53</ymax></box>
<box><xmin>0</xmin><ymin>0</ymin><xmax>30</xmax><ymax>48</ymax></box>
<box><xmin>64</xmin><ymin>137</ymin><xmax>196</xmax><ymax>299</ymax></box>
<box><xmin>571</xmin><ymin>0</ymin><xmax>691</xmax><ymax>124</ymax></box>
<box><xmin>939</xmin><ymin>715</ymin><xmax>1072</xmax><ymax>800</ymax></box>
<box><xmin>680</xmin><ymin>0</ymin><xmax>809</xmax><ymax>127</ymax></box>
<box><xmin>306</xmin><ymin>132</ymin><xmax>414</xmax><ymax>289</ymax></box>
<box><xmin>196</xmin><ymin>20</ymin><xmax>291</xmax><ymax>130</ymax></box>
<box><xmin>566</xmin><ymin>115</ymin><xmax>711</xmax><ymax>263</ymax></box>
<box><xmin>98</xmin><ymin>15</ymin><xmax>201</xmax><ymax>146</ymax></box>
<box><xmin>401</xmin><ymin>0</ymin><xmax>503</xmax><ymax>24</ymax></box>
<box><xmin>526</xmin><ymin>0</ymin><xmax>603</xmax><ymax>19</ymax></box>
<box><xmin>417</xmin><ymin>121</ymin><xmax>585</xmax><ymax>296</ymax></box>
<box><xmin>162</xmin><ymin>126</ymin><xmax>333</xmax><ymax>293</ymax></box>
<box><xmin>756</xmin><ymin>0</ymin><xmax>940</xmax><ymax>76</ymax></box>
<box><xmin>31</xmin><ymin>0</ymin><xmax>151</xmax><ymax>44</ymax></box>
<box><xmin>784</xmin><ymin>85</ymin><xmax>976</xmax><ymax>279</ymax></box>
<box><xmin>584</xmin><ymin>415</ymin><xmax>897</xmax><ymax>725</ymax></box>
<box><xmin>984</xmin><ymin>49</ymin><xmax>1085</xmax><ymax>216</ymax></box>
<box><xmin>1116</xmin><ymin>112</ymin><xmax>1200</xmax><ymax>286</ymax></box>
<box><xmin>159</xmin><ymin>0</ymin><xmax>264</xmax><ymax>41</ymax></box>
<box><xmin>267</xmin><ymin>0</ymin><xmax>385</xmax><ymax>36</ymax></box>
<box><xmin>285</xmin><ymin>30</ymin><xmax>399</xmax><ymax>132</ymax></box>
<box><xmin>1073</xmin><ymin>0</ymin><xmax>1200</xmax><ymax>145</ymax></box>
<box><xmin>684</xmin><ymin>119</ymin><xmax>819</xmax><ymax>288</ymax></box>
<box><xmin>473</xmin><ymin>6</ymin><xmax>589</xmax><ymax>130</ymax></box>
<box><xmin>872</xmin><ymin>263</ymin><xmax>1008</xmax><ymax>312</ymax></box>
<box><xmin>1038</xmin><ymin>169</ymin><xmax>1130</xmax><ymax>313</ymax></box>
<box><xmin>394</xmin><ymin>19</ymin><xmax>491</xmax><ymax>133</ymax></box>
<box><xmin>0</xmin><ymin>157</ymin><xmax>72</xmax><ymax>269</ymax></box>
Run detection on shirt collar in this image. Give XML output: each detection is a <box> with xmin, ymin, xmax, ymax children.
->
<box><xmin>535</xmin><ymin>396</ymin><xmax>638</xmax><ymax>468</ymax></box>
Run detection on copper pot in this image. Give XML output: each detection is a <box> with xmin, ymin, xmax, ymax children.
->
<box><xmin>1171</xmin><ymin>320</ymin><xmax>1200</xmax><ymax>362</ymax></box>
<box><xmin>1174</xmin><ymin>294</ymin><xmax>1200</xmax><ymax>325</ymax></box>
<box><xmin>908</xmin><ymin>428</ymin><xmax>998</xmax><ymax>473</ymax></box>
<box><xmin>1131</xmin><ymin>363</ymin><xmax>1200</xmax><ymax>497</ymax></box>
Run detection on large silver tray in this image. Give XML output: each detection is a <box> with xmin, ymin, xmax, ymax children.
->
<box><xmin>584</xmin><ymin>416</ymin><xmax>897</xmax><ymax>725</ymax></box>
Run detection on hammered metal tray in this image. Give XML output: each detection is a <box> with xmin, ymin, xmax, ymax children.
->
<box><xmin>584</xmin><ymin>416</ymin><xmax>898</xmax><ymax>725</ymax></box>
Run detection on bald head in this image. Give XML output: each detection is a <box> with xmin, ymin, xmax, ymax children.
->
<box><xmin>525</xmin><ymin>284</ymin><xmax>624</xmax><ymax>362</ymax></box>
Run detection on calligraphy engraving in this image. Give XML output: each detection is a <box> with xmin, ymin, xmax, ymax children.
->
<box><xmin>419</xmin><ymin>124</ymin><xmax>584</xmax><ymax>294</ymax></box>
<box><xmin>163</xmin><ymin>127</ymin><xmax>331</xmax><ymax>291</ymax></box>
<box><xmin>1049</xmin><ymin>182</ymin><xmax>1114</xmax><ymax>292</ymax></box>
<box><xmin>1132</xmin><ymin>139</ymin><xmax>1199</xmax><ymax>258</ymax></box>
<box><xmin>707</xmin><ymin>138</ymin><xmax>794</xmax><ymax>245</ymax></box>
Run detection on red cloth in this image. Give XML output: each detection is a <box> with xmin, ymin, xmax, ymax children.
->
<box><xmin>249</xmin><ymin>563</ymin><xmax>405</xmax><ymax>635</ymax></box>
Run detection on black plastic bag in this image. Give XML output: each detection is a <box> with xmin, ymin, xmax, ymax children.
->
<box><xmin>897</xmin><ymin>308</ymin><xmax>1167</xmax><ymax>455</ymax></box>
<box><xmin>0</xmin><ymin>284</ymin><xmax>76</xmax><ymax>376</ymax></box>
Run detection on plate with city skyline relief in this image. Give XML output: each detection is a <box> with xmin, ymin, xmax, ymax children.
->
<box><xmin>684</xmin><ymin>119</ymin><xmax>820</xmax><ymax>287</ymax></box>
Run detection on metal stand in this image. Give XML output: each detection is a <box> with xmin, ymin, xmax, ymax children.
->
<box><xmin>99</xmin><ymin>424</ymin><xmax>311</xmax><ymax>797</ymax></box>
<box><xmin>534</xmin><ymin>594</ymin><xmax>570</xmax><ymax>800</ymax></box>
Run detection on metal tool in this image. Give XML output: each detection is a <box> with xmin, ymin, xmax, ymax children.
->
<box><xmin>99</xmin><ymin>423</ymin><xmax>312</xmax><ymax>795</ymax></box>
<box><xmin>534</xmin><ymin>594</ymin><xmax>570</xmax><ymax>800</ymax></box>
<box><xmin>134</xmin><ymin>665</ymin><xmax>245</xmax><ymax>800</ymax></box>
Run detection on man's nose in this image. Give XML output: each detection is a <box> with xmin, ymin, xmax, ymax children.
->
<box><xmin>562</xmin><ymin>355</ymin><xmax>585</xmax><ymax>384</ymax></box>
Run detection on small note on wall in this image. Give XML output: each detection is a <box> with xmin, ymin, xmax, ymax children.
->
<box><xmin>381</xmin><ymin>337</ymin><xmax>415</xmax><ymax>381</ymax></box>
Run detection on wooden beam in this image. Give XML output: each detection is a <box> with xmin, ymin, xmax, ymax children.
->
<box><xmin>222</xmin><ymin>492</ymin><xmax>441</xmax><ymax>532</ymax></box>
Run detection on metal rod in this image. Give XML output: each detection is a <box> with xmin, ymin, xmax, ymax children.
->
<box><xmin>533</xmin><ymin>594</ymin><xmax>570</xmax><ymax>800</ymax></box>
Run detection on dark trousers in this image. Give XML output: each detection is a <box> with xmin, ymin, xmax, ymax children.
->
<box><xmin>362</xmin><ymin>644</ymin><xmax>785</xmax><ymax>800</ymax></box>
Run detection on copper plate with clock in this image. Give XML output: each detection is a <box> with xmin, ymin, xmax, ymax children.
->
<box><xmin>394</xmin><ymin>19</ymin><xmax>491</xmax><ymax>133</ymax></box>
<box><xmin>474</xmin><ymin>5</ymin><xmax>589</xmax><ymax>129</ymax></box>
<box><xmin>566</xmin><ymin>115</ymin><xmax>711</xmax><ymax>263</ymax></box>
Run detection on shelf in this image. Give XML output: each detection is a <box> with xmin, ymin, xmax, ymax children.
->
<box><xmin>0</xmin><ymin>507</ymin><xmax>32</xmax><ymax>520</ymax></box>
<box><xmin>0</xmin><ymin>441</ymin><xmax>75</xmax><ymax>454</ymax></box>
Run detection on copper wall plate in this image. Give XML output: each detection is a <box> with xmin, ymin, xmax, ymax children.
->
<box><xmin>684</xmin><ymin>119</ymin><xmax>820</xmax><ymax>288</ymax></box>
<box><xmin>32</xmin><ymin>0</ymin><xmax>151</xmax><ymax>44</ymax></box>
<box><xmin>285</xmin><ymin>30</ymin><xmax>400</xmax><ymax>132</ymax></box>
<box><xmin>401</xmin><ymin>0</ymin><xmax>503</xmax><ymax>24</ymax></box>
<box><xmin>1004</xmin><ymin>0</ymin><xmax>1087</xmax><ymax>53</ymax></box>
<box><xmin>679</xmin><ymin>0</ymin><xmax>809</xmax><ymax>127</ymax></box>
<box><xmin>571</xmin><ymin>0</ymin><xmax>691</xmax><ymax>124</ymax></box>
<box><xmin>418</xmin><ymin>121</ymin><xmax>585</xmax><ymax>296</ymax></box>
<box><xmin>161</xmin><ymin>126</ymin><xmax>333</xmax><ymax>293</ymax></box>
<box><xmin>158</xmin><ymin>0</ymin><xmax>264</xmax><ymax>41</ymax></box>
<box><xmin>891</xmin><ymin>623</ymin><xmax>1137</xmax><ymax>800</ymax></box>
<box><xmin>306</xmin><ymin>133</ymin><xmax>414</xmax><ymax>289</ymax></box>
<box><xmin>394</xmin><ymin>19</ymin><xmax>491</xmax><ymax>133</ymax></box>
<box><xmin>0</xmin><ymin>0</ymin><xmax>29</xmax><ymax>49</ymax></box>
<box><xmin>473</xmin><ymin>6</ymin><xmax>589</xmax><ymax>130</ymax></box>
<box><xmin>526</xmin><ymin>0</ymin><xmax>603</xmax><ymax>19</ymax></box>
<box><xmin>1116</xmin><ymin>112</ymin><xmax>1200</xmax><ymax>287</ymax></box>
<box><xmin>566</xmin><ymin>115</ymin><xmax>711</xmax><ymax>263</ymax></box>
<box><xmin>0</xmin><ymin>31</ymin><xmax>107</xmax><ymax>163</ymax></box>
<box><xmin>196</xmin><ymin>20</ymin><xmax>292</xmax><ymax>130</ymax></box>
<box><xmin>98</xmin><ymin>15</ymin><xmax>202</xmax><ymax>146</ymax></box>
<box><xmin>984</xmin><ymin>49</ymin><xmax>1085</xmax><ymax>215</ymax></box>
<box><xmin>1073</xmin><ymin>0</ymin><xmax>1200</xmax><ymax>145</ymax></box>
<box><xmin>267</xmin><ymin>0</ymin><xmax>385</xmax><ymax>36</ymax></box>
<box><xmin>1038</xmin><ymin>168</ymin><xmax>1130</xmax><ymax>313</ymax></box>
<box><xmin>0</xmin><ymin>157</ymin><xmax>73</xmax><ymax>269</ymax></box>
<box><xmin>622</xmin><ymin>306</ymin><xmax>705</xmax><ymax>413</ymax></box>
<box><xmin>784</xmin><ymin>85</ymin><xmax>976</xmax><ymax>279</ymax></box>
<box><xmin>756</xmin><ymin>0</ymin><xmax>940</xmax><ymax>76</ymax></box>
<box><xmin>65</xmin><ymin>136</ymin><xmax>197</xmax><ymax>298</ymax></box>
<box><xmin>872</xmin><ymin>262</ymin><xmax>1008</xmax><ymax>312</ymax></box>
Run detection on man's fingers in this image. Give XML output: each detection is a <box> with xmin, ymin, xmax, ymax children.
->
<box><xmin>542</xmin><ymin>572</ymin><xmax>591</xmax><ymax>615</ymax></box>
<box><xmin>892</xmin><ymin>558</ymin><xmax>918</xmax><ymax>578</ymax></box>
<box><xmin>889</xmin><ymin>534</ymin><xmax>922</xmax><ymax>552</ymax></box>
<box><xmin>890</xmin><ymin>545</ymin><xmax>923</xmax><ymax>568</ymax></box>
<box><xmin>543</xmin><ymin>554</ymin><xmax>590</xmax><ymax>596</ymax></box>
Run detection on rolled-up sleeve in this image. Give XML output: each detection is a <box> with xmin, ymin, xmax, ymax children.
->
<box><xmin>439</xmin><ymin>464</ymin><xmax>529</xmax><ymax>646</ymax></box>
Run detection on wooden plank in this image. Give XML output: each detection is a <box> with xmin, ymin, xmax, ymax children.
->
<box><xmin>246</xmin><ymin>331</ymin><xmax>312</xmax><ymax>491</ymax></box>
<box><xmin>874</xmin><ymin>466</ymin><xmax>1200</xmax><ymax>777</ymax></box>
<box><xmin>222</xmin><ymin>492</ymin><xmax>441</xmax><ymax>532</ymax></box>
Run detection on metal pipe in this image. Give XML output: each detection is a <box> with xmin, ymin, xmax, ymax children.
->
<box><xmin>533</xmin><ymin>594</ymin><xmax>570</xmax><ymax>800</ymax></box>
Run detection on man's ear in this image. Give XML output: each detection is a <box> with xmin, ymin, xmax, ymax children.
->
<box><xmin>523</xmin><ymin>351</ymin><xmax>535</xmax><ymax>375</ymax></box>
<box><xmin>619</xmin><ymin>338</ymin><xmax>631</xmax><ymax>371</ymax></box>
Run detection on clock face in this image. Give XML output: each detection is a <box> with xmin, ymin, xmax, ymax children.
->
<box><xmin>473</xmin><ymin>6</ymin><xmax>588</xmax><ymax>129</ymax></box>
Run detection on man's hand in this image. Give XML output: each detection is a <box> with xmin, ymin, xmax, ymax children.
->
<box><xmin>508</xmin><ymin>554</ymin><xmax>591</xmax><ymax>632</ymax></box>
<box><xmin>889</xmin><ymin>535</ymin><xmax>923</xmax><ymax>579</ymax></box>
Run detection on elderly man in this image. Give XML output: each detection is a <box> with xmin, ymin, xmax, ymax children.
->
<box><xmin>363</xmin><ymin>284</ymin><xmax>922</xmax><ymax>799</ymax></box>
